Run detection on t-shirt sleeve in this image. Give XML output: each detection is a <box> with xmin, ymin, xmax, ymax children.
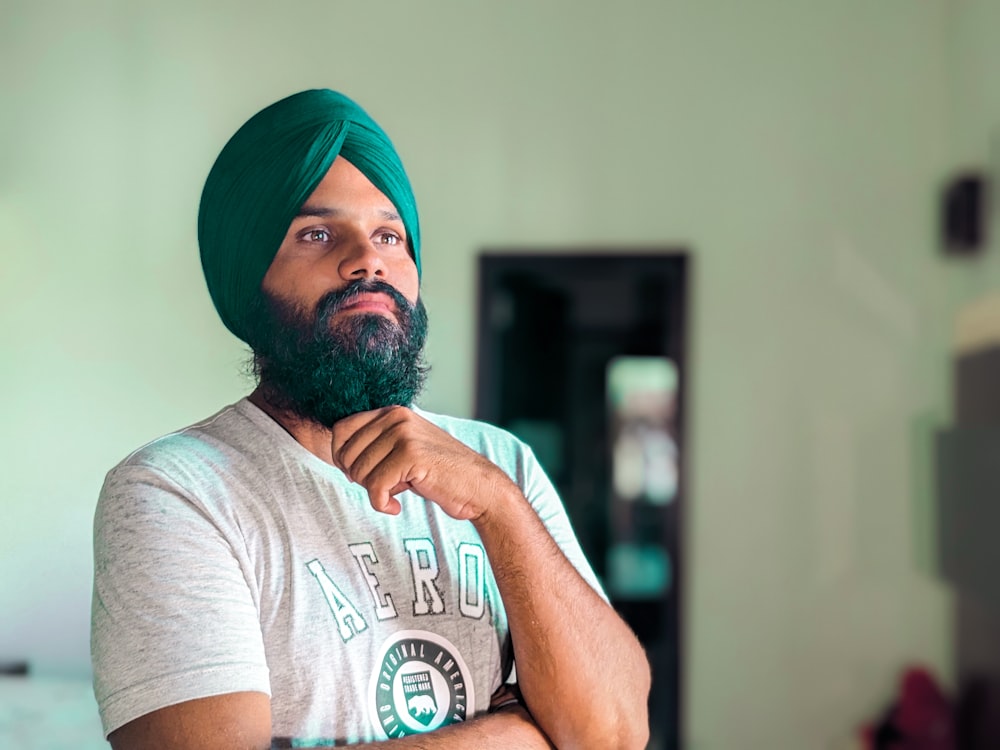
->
<box><xmin>90</xmin><ymin>461</ymin><xmax>270</xmax><ymax>738</ymax></box>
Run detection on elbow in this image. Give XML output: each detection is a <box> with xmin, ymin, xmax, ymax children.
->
<box><xmin>600</xmin><ymin>645</ymin><xmax>652</xmax><ymax>749</ymax></box>
<box><xmin>616</xmin><ymin>658</ymin><xmax>653</xmax><ymax>749</ymax></box>
<box><xmin>600</xmin><ymin>700</ymin><xmax>651</xmax><ymax>750</ymax></box>
<box><xmin>614</xmin><ymin>721</ymin><xmax>651</xmax><ymax>750</ymax></box>
<box><xmin>551</xmin><ymin>655</ymin><xmax>652</xmax><ymax>750</ymax></box>
<box><xmin>550</xmin><ymin>710</ymin><xmax>650</xmax><ymax>750</ymax></box>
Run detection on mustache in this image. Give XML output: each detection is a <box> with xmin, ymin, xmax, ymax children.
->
<box><xmin>313</xmin><ymin>279</ymin><xmax>413</xmax><ymax>323</ymax></box>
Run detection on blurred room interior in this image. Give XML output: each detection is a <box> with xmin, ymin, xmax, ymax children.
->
<box><xmin>3</xmin><ymin>1</ymin><xmax>1000</xmax><ymax>748</ymax></box>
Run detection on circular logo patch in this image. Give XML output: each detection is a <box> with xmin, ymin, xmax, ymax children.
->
<box><xmin>368</xmin><ymin>630</ymin><xmax>475</xmax><ymax>739</ymax></box>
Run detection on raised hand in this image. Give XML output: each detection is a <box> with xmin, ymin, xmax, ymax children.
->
<box><xmin>329</xmin><ymin>406</ymin><xmax>513</xmax><ymax>520</ymax></box>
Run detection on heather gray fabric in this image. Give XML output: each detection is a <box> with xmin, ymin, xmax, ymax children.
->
<box><xmin>91</xmin><ymin>400</ymin><xmax>604</xmax><ymax>744</ymax></box>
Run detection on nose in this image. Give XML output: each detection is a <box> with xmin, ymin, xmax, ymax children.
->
<box><xmin>337</xmin><ymin>233</ymin><xmax>386</xmax><ymax>282</ymax></box>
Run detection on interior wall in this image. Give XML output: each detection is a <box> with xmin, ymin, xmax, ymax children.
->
<box><xmin>0</xmin><ymin>1</ymin><xmax>965</xmax><ymax>747</ymax></box>
<box><xmin>946</xmin><ymin>0</ymin><xmax>1000</xmax><ymax>304</ymax></box>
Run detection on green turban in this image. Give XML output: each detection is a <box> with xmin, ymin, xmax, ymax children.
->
<box><xmin>198</xmin><ymin>89</ymin><xmax>421</xmax><ymax>344</ymax></box>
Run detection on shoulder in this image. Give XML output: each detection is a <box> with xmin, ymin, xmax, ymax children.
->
<box><xmin>99</xmin><ymin>399</ymin><xmax>282</xmax><ymax>508</ymax></box>
<box><xmin>95</xmin><ymin>399</ymin><xmax>296</xmax><ymax>547</ymax></box>
<box><xmin>108</xmin><ymin>399</ymin><xmax>267</xmax><ymax>475</ymax></box>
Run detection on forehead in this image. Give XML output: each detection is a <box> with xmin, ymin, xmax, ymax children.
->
<box><xmin>298</xmin><ymin>156</ymin><xmax>399</xmax><ymax>216</ymax></box>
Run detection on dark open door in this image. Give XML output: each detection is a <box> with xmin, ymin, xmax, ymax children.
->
<box><xmin>475</xmin><ymin>251</ymin><xmax>688</xmax><ymax>750</ymax></box>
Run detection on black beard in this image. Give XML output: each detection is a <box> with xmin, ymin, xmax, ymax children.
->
<box><xmin>243</xmin><ymin>279</ymin><xmax>429</xmax><ymax>427</ymax></box>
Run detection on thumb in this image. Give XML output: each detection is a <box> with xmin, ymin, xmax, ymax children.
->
<box><xmin>369</xmin><ymin>485</ymin><xmax>408</xmax><ymax>516</ymax></box>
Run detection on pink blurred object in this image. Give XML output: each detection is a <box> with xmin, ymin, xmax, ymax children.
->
<box><xmin>858</xmin><ymin>666</ymin><xmax>955</xmax><ymax>750</ymax></box>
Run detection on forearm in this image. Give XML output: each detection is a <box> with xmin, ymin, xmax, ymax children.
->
<box><xmin>474</xmin><ymin>482</ymin><xmax>651</xmax><ymax>750</ymax></box>
<box><xmin>343</xmin><ymin>706</ymin><xmax>552</xmax><ymax>749</ymax></box>
<box><xmin>110</xmin><ymin>699</ymin><xmax>551</xmax><ymax>750</ymax></box>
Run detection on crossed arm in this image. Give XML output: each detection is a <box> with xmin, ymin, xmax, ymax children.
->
<box><xmin>109</xmin><ymin>407</ymin><xmax>650</xmax><ymax>749</ymax></box>
<box><xmin>110</xmin><ymin>690</ymin><xmax>553</xmax><ymax>749</ymax></box>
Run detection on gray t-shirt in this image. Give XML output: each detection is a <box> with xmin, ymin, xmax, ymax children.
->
<box><xmin>91</xmin><ymin>399</ymin><xmax>603</xmax><ymax>745</ymax></box>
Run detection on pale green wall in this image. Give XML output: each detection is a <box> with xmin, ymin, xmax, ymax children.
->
<box><xmin>946</xmin><ymin>0</ymin><xmax>1000</xmax><ymax>309</ymax></box>
<box><xmin>0</xmin><ymin>1</ymin><xmax>985</xmax><ymax>747</ymax></box>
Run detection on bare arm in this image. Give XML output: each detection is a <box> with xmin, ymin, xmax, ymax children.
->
<box><xmin>331</xmin><ymin>407</ymin><xmax>652</xmax><ymax>749</ymax></box>
<box><xmin>473</xmin><ymin>480</ymin><xmax>651</xmax><ymax>749</ymax></box>
<box><xmin>109</xmin><ymin>691</ymin><xmax>553</xmax><ymax>750</ymax></box>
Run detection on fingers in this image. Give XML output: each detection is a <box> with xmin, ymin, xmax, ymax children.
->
<box><xmin>330</xmin><ymin>407</ymin><xmax>421</xmax><ymax>516</ymax></box>
<box><xmin>328</xmin><ymin>406</ymin><xmax>495</xmax><ymax>521</ymax></box>
<box><xmin>330</xmin><ymin>406</ymin><xmax>404</xmax><ymax>476</ymax></box>
<box><xmin>331</xmin><ymin>407</ymin><xmax>412</xmax><ymax>480</ymax></box>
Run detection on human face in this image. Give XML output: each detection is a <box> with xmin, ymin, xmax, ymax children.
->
<box><xmin>262</xmin><ymin>155</ymin><xmax>420</xmax><ymax>325</ymax></box>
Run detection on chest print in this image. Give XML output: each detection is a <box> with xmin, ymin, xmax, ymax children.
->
<box><xmin>306</xmin><ymin>539</ymin><xmax>489</xmax><ymax>643</ymax></box>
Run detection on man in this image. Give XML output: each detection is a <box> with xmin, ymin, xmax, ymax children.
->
<box><xmin>91</xmin><ymin>89</ymin><xmax>651</xmax><ymax>749</ymax></box>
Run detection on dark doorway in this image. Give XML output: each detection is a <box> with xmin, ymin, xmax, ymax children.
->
<box><xmin>475</xmin><ymin>251</ymin><xmax>688</xmax><ymax>750</ymax></box>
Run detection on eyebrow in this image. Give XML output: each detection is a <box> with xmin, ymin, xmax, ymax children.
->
<box><xmin>295</xmin><ymin>204</ymin><xmax>401</xmax><ymax>222</ymax></box>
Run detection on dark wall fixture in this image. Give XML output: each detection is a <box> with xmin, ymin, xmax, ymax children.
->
<box><xmin>475</xmin><ymin>251</ymin><xmax>688</xmax><ymax>750</ymax></box>
<box><xmin>941</xmin><ymin>172</ymin><xmax>989</xmax><ymax>256</ymax></box>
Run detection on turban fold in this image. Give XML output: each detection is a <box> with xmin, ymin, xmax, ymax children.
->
<box><xmin>198</xmin><ymin>89</ymin><xmax>421</xmax><ymax>343</ymax></box>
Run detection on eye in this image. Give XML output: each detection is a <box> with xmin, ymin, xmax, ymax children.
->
<box><xmin>302</xmin><ymin>228</ymin><xmax>331</xmax><ymax>243</ymax></box>
<box><xmin>374</xmin><ymin>230</ymin><xmax>402</xmax><ymax>246</ymax></box>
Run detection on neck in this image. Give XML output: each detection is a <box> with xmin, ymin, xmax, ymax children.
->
<box><xmin>248</xmin><ymin>386</ymin><xmax>336</xmax><ymax>464</ymax></box>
